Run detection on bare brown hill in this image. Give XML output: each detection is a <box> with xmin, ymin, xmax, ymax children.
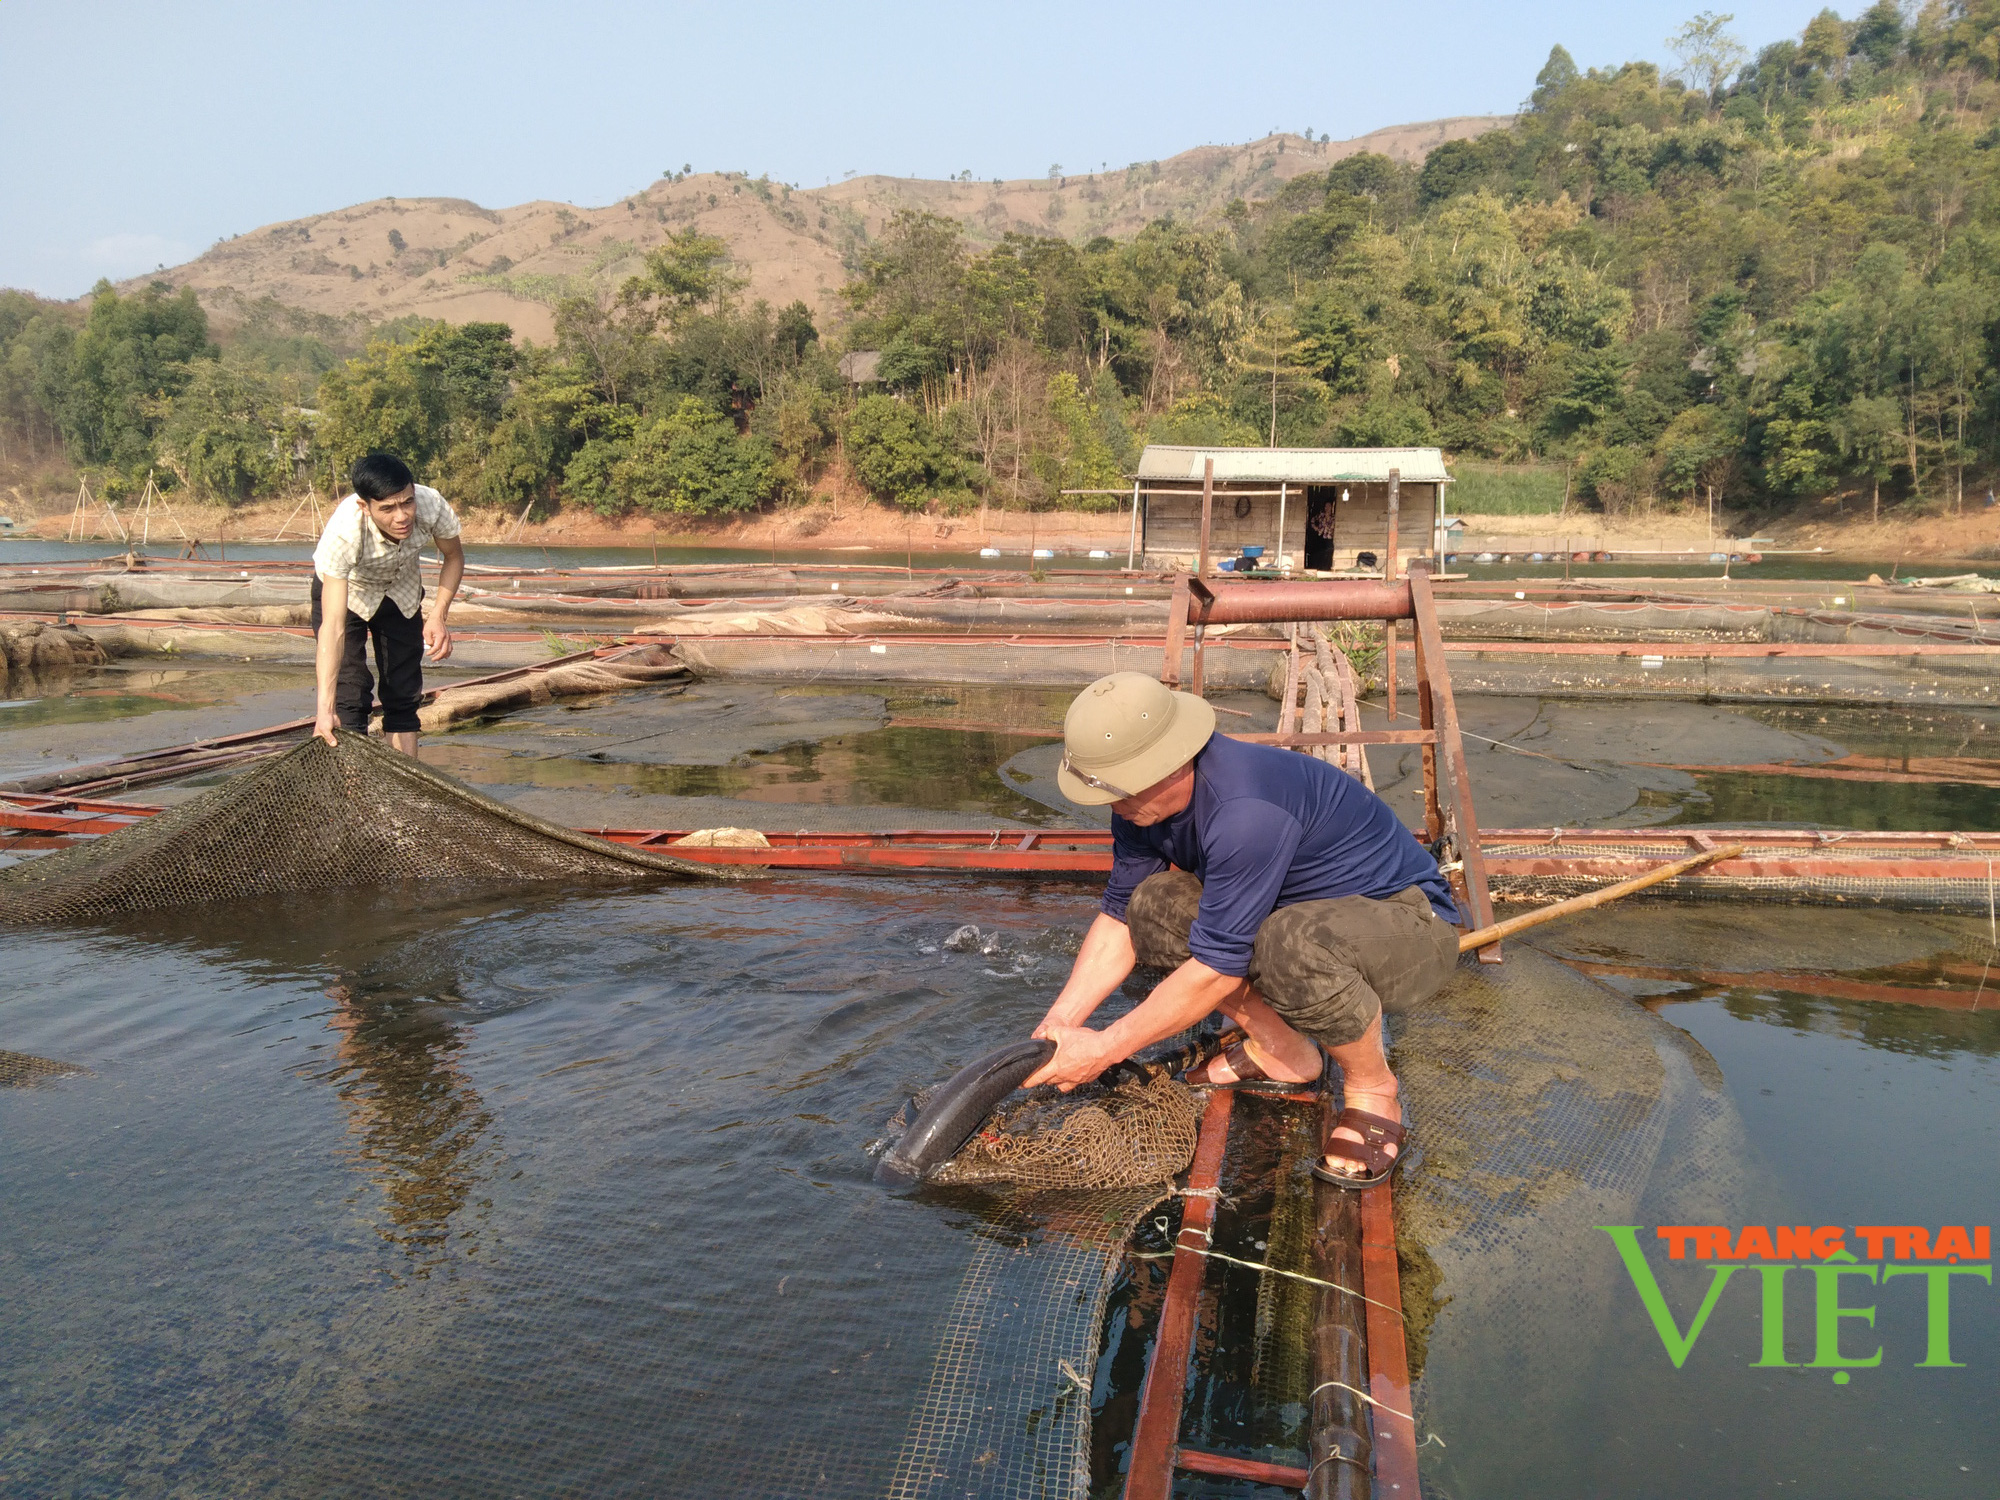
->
<box><xmin>124</xmin><ymin>118</ymin><xmax>1510</xmax><ymax>344</ymax></box>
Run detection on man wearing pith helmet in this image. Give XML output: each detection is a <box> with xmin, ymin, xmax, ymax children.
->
<box><xmin>1022</xmin><ymin>670</ymin><xmax>1460</xmax><ymax>1187</ymax></box>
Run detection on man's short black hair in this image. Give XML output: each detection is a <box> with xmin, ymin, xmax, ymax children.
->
<box><xmin>351</xmin><ymin>453</ymin><xmax>415</xmax><ymax>502</ymax></box>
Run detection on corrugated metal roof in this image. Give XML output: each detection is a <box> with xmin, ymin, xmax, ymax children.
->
<box><xmin>1136</xmin><ymin>445</ymin><xmax>1451</xmax><ymax>484</ymax></box>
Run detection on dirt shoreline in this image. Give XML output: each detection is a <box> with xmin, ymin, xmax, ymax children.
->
<box><xmin>20</xmin><ymin>490</ymin><xmax>2000</xmax><ymax>562</ymax></box>
<box><xmin>1459</xmin><ymin>501</ymin><xmax>2000</xmax><ymax>562</ymax></box>
<box><xmin>23</xmin><ymin>495</ymin><xmax>1139</xmax><ymax>554</ymax></box>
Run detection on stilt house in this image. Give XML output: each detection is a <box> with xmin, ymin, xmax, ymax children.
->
<box><xmin>1134</xmin><ymin>446</ymin><xmax>1450</xmax><ymax>573</ymax></box>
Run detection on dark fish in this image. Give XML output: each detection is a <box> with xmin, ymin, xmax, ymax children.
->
<box><xmin>873</xmin><ymin>1038</ymin><xmax>1055</xmax><ymax>1188</ymax></box>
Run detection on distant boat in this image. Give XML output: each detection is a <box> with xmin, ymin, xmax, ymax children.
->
<box><xmin>1475</xmin><ymin>551</ymin><xmax>1497</xmax><ymax>563</ymax></box>
<box><xmin>978</xmin><ymin>547</ymin><xmax>1002</xmax><ymax>558</ymax></box>
<box><xmin>1709</xmin><ymin>552</ymin><xmax>1728</xmax><ymax>563</ymax></box>
<box><xmin>1032</xmin><ymin>548</ymin><xmax>1055</xmax><ymax>558</ymax></box>
<box><xmin>1087</xmin><ymin>549</ymin><xmax>1111</xmax><ymax>559</ymax></box>
<box><xmin>1528</xmin><ymin>552</ymin><xmax>1545</xmax><ymax>562</ymax></box>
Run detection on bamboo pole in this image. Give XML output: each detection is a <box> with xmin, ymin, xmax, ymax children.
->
<box><xmin>1127</xmin><ymin>478</ymin><xmax>1140</xmax><ymax>569</ymax></box>
<box><xmin>1457</xmin><ymin>844</ymin><xmax>1744</xmax><ymax>953</ymax></box>
<box><xmin>1306</xmin><ymin>1181</ymin><xmax>1371</xmax><ymax>1500</ymax></box>
<box><xmin>1197</xmin><ymin>457</ymin><xmax>1214</xmax><ymax>577</ymax></box>
<box><xmin>133</xmin><ymin>469</ymin><xmax>194</xmax><ymax>548</ymax></box>
<box><xmin>268</xmin><ymin>485</ymin><xmax>322</xmax><ymax>543</ymax></box>
<box><xmin>1383</xmin><ymin>469</ymin><xmax>1398</xmax><ymax>721</ymax></box>
<box><xmin>508</xmin><ymin>496</ymin><xmax>536</xmax><ymax>543</ymax></box>
<box><xmin>66</xmin><ymin>477</ymin><xmax>89</xmax><ymax>542</ymax></box>
<box><xmin>1136</xmin><ymin>486</ymin><xmax>1293</xmax><ymax>497</ymax></box>
<box><xmin>68</xmin><ymin>475</ymin><xmax>126</xmax><ymax>544</ymax></box>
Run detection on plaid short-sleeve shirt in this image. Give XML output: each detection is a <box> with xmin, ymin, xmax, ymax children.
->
<box><xmin>312</xmin><ymin>485</ymin><xmax>461</xmax><ymax>621</ymax></box>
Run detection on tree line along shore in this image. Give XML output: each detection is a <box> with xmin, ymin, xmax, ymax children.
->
<box><xmin>7</xmin><ymin>4</ymin><xmax>2000</xmax><ymax>545</ymax></box>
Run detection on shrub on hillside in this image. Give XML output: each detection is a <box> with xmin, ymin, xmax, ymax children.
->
<box><xmin>1448</xmin><ymin>462</ymin><xmax>1568</xmax><ymax>515</ymax></box>
<box><xmin>1578</xmin><ymin>444</ymin><xmax>1653</xmax><ymax>513</ymax></box>
<box><xmin>560</xmin><ymin>399</ymin><xmax>773</xmax><ymax>516</ymax></box>
<box><xmin>1146</xmin><ymin>393</ymin><xmax>1258</xmax><ymax>449</ymax></box>
<box><xmin>561</xmin><ymin>434</ymin><xmax>631</xmax><ymax>516</ymax></box>
<box><xmin>750</xmin><ymin>374</ymin><xmax>838</xmax><ymax>503</ymax></box>
<box><xmin>1036</xmin><ymin>373</ymin><xmax>1127</xmax><ymax>510</ymax></box>
<box><xmin>619</xmin><ymin>398</ymin><xmax>775</xmax><ymax>515</ymax></box>
<box><xmin>845</xmin><ymin>393</ymin><xmax>979</xmax><ymax>509</ymax></box>
<box><xmin>1334</xmin><ymin>395</ymin><xmax>1437</xmax><ymax>449</ymax></box>
<box><xmin>316</xmin><ymin>321</ymin><xmax>517</xmax><ymax>494</ymax></box>
<box><xmin>154</xmin><ymin>362</ymin><xmax>298</xmax><ymax>504</ymax></box>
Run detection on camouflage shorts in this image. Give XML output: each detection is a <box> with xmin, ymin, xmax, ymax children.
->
<box><xmin>1123</xmin><ymin>870</ymin><xmax>1459</xmax><ymax>1047</ymax></box>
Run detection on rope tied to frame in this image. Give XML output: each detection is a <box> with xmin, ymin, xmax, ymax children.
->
<box><xmin>1131</xmin><ymin>1243</ymin><xmax>1402</xmax><ymax>1315</ymax></box>
<box><xmin>1307</xmin><ymin>1446</ymin><xmax>1368</xmax><ymax>1482</ymax></box>
<box><xmin>1307</xmin><ymin>1425</ymin><xmax>1447</xmax><ymax>1485</ymax></box>
<box><xmin>1309</xmin><ymin>1377</ymin><xmax>1414</xmax><ymax>1424</ymax></box>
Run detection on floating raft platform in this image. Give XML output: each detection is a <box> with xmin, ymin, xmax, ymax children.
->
<box><xmin>5</xmin><ymin>803</ymin><xmax>1997</xmax><ymax>916</ymax></box>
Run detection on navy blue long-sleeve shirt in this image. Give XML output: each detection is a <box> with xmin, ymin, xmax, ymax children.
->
<box><xmin>1100</xmin><ymin>732</ymin><xmax>1461</xmax><ymax>976</ymax></box>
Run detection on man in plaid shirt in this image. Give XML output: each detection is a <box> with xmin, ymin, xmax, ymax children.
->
<box><xmin>310</xmin><ymin>453</ymin><xmax>466</xmax><ymax>754</ymax></box>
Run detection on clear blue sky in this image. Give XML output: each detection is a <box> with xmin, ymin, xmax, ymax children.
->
<box><xmin>2</xmin><ymin>0</ymin><xmax>1827</xmax><ymax>299</ymax></box>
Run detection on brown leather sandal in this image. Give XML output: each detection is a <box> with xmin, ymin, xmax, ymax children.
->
<box><xmin>1185</xmin><ymin>1038</ymin><xmax>1329</xmax><ymax>1097</ymax></box>
<box><xmin>1310</xmin><ymin>1105</ymin><xmax>1408</xmax><ymax>1188</ymax></box>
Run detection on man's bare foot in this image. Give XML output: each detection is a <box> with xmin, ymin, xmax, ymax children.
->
<box><xmin>1323</xmin><ymin>1079</ymin><xmax>1403</xmax><ymax>1178</ymax></box>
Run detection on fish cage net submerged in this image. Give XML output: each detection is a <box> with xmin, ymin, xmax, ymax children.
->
<box><xmin>10</xmin><ymin>700</ymin><xmax>1996</xmax><ymax>1493</ymax></box>
<box><xmin>0</xmin><ymin>731</ymin><xmax>1217</xmax><ymax>1499</ymax></box>
<box><xmin>1484</xmin><ymin>835</ymin><xmax>2000</xmax><ymax>916</ymax></box>
<box><xmin>883</xmin><ymin>1188</ymin><xmax>1174</xmax><ymax>1500</ymax></box>
<box><xmin>1</xmin><ymin>875</ymin><xmax>1208</xmax><ymax>1500</ymax></box>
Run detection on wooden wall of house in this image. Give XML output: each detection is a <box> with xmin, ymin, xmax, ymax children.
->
<box><xmin>1141</xmin><ymin>482</ymin><xmax>1439</xmax><ymax>568</ymax></box>
<box><xmin>1140</xmin><ymin>487</ymin><xmax>1294</xmax><ymax>559</ymax></box>
<box><xmin>1310</xmin><ymin>482</ymin><xmax>1439</xmax><ymax>566</ymax></box>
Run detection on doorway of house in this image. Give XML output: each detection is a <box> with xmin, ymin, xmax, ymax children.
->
<box><xmin>1304</xmin><ymin>486</ymin><xmax>1336</xmax><ymax>570</ymax></box>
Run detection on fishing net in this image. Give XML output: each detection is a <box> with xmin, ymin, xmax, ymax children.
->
<box><xmin>0</xmin><ymin>733</ymin><xmax>732</xmax><ymax>925</ymax></box>
<box><xmin>883</xmin><ymin>1032</ymin><xmax>1221</xmax><ymax>1193</ymax></box>
<box><xmin>1393</xmin><ymin>945</ymin><xmax>1766</xmax><ymax>1497</ymax></box>
<box><xmin>884</xmin><ymin>1187</ymin><xmax>1171</xmax><ymax>1500</ymax></box>
<box><xmin>0</xmin><ymin>880</ymin><xmax>1171</xmax><ymax>1500</ymax></box>
<box><xmin>0</xmin><ymin>1049</ymin><xmax>91</xmax><ymax>1086</ymax></box>
<box><xmin>851</xmin><ymin>1039</ymin><xmax>1214</xmax><ymax>1491</ymax></box>
<box><xmin>921</xmin><ymin>1071</ymin><xmax>1202</xmax><ymax>1190</ymax></box>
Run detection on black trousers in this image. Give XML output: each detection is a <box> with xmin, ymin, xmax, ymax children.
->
<box><xmin>310</xmin><ymin>580</ymin><xmax>424</xmax><ymax>733</ymax></box>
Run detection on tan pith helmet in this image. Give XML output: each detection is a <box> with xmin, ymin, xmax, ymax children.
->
<box><xmin>1056</xmin><ymin>671</ymin><xmax>1217</xmax><ymax>806</ymax></box>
